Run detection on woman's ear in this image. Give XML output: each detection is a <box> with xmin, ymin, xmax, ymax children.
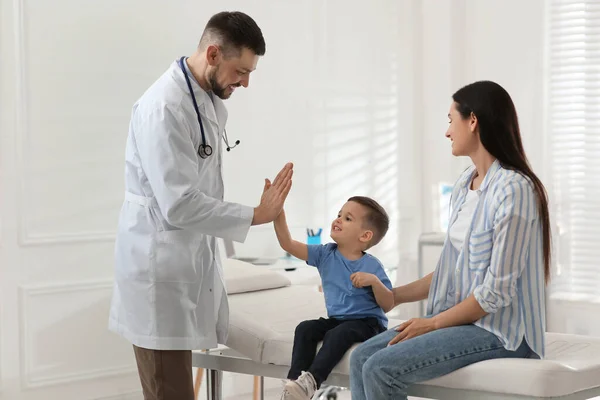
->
<box><xmin>469</xmin><ymin>112</ymin><xmax>478</xmax><ymax>133</ymax></box>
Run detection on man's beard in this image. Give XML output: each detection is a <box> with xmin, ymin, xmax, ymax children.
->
<box><xmin>209</xmin><ymin>67</ymin><xmax>238</xmax><ymax>100</ymax></box>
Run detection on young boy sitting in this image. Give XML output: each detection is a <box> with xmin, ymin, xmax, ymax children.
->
<box><xmin>274</xmin><ymin>196</ymin><xmax>394</xmax><ymax>400</ymax></box>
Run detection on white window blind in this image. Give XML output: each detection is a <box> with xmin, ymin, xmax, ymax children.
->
<box><xmin>548</xmin><ymin>0</ymin><xmax>600</xmax><ymax>300</ymax></box>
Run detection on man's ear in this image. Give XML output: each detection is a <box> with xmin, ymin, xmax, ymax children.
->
<box><xmin>359</xmin><ymin>230</ymin><xmax>373</xmax><ymax>243</ymax></box>
<box><xmin>205</xmin><ymin>44</ymin><xmax>221</xmax><ymax>66</ymax></box>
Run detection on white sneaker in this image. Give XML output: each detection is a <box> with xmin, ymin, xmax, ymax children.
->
<box><xmin>312</xmin><ymin>388</ymin><xmax>325</xmax><ymax>400</ymax></box>
<box><xmin>280</xmin><ymin>387</ymin><xmax>292</xmax><ymax>400</ymax></box>
<box><xmin>283</xmin><ymin>371</ymin><xmax>317</xmax><ymax>400</ymax></box>
<box><xmin>281</xmin><ymin>378</ymin><xmax>291</xmax><ymax>388</ymax></box>
<box><xmin>280</xmin><ymin>379</ymin><xmax>292</xmax><ymax>400</ymax></box>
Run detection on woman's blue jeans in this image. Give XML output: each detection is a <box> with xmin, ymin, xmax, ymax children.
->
<box><xmin>349</xmin><ymin>324</ymin><xmax>536</xmax><ymax>400</ymax></box>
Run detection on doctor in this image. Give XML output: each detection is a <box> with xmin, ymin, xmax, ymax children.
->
<box><xmin>108</xmin><ymin>11</ymin><xmax>293</xmax><ymax>400</ymax></box>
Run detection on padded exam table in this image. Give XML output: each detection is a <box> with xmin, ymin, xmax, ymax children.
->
<box><xmin>193</xmin><ymin>259</ymin><xmax>600</xmax><ymax>400</ymax></box>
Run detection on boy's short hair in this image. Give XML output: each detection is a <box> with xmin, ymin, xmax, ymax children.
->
<box><xmin>347</xmin><ymin>196</ymin><xmax>389</xmax><ymax>248</ymax></box>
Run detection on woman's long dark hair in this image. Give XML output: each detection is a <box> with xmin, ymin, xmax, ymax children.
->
<box><xmin>453</xmin><ymin>80</ymin><xmax>551</xmax><ymax>283</ymax></box>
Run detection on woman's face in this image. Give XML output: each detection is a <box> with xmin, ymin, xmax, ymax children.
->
<box><xmin>445</xmin><ymin>102</ymin><xmax>478</xmax><ymax>157</ymax></box>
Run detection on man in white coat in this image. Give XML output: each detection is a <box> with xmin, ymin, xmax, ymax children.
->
<box><xmin>108</xmin><ymin>11</ymin><xmax>292</xmax><ymax>399</ymax></box>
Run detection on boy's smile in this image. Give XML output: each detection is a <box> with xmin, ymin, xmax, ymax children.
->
<box><xmin>330</xmin><ymin>201</ymin><xmax>370</xmax><ymax>248</ymax></box>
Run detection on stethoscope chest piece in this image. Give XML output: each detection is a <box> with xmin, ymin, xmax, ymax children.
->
<box><xmin>199</xmin><ymin>143</ymin><xmax>213</xmax><ymax>158</ymax></box>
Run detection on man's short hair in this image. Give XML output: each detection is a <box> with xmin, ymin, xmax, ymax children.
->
<box><xmin>348</xmin><ymin>196</ymin><xmax>389</xmax><ymax>248</ymax></box>
<box><xmin>199</xmin><ymin>11</ymin><xmax>266</xmax><ymax>58</ymax></box>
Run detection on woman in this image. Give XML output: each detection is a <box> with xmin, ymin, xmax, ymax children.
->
<box><xmin>349</xmin><ymin>80</ymin><xmax>551</xmax><ymax>399</ymax></box>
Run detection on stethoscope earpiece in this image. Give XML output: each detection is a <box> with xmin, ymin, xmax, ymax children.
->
<box><xmin>224</xmin><ymin>133</ymin><xmax>240</xmax><ymax>152</ymax></box>
<box><xmin>178</xmin><ymin>56</ymin><xmax>239</xmax><ymax>158</ymax></box>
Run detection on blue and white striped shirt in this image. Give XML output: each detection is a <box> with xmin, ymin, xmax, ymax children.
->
<box><xmin>427</xmin><ymin>160</ymin><xmax>546</xmax><ymax>358</ymax></box>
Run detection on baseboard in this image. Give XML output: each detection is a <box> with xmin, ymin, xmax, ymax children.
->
<box><xmin>93</xmin><ymin>391</ymin><xmax>142</xmax><ymax>400</ymax></box>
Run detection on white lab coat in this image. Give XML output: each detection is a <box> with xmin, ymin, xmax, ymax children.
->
<box><xmin>108</xmin><ymin>59</ymin><xmax>253</xmax><ymax>350</ymax></box>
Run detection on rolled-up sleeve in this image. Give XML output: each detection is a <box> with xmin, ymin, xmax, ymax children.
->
<box><xmin>473</xmin><ymin>178</ymin><xmax>537</xmax><ymax>313</ymax></box>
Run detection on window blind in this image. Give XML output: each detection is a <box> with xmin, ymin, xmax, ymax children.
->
<box><xmin>548</xmin><ymin>0</ymin><xmax>600</xmax><ymax>300</ymax></box>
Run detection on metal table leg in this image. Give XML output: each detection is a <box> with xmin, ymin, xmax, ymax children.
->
<box><xmin>418</xmin><ymin>240</ymin><xmax>424</xmax><ymax>316</ymax></box>
<box><xmin>206</xmin><ymin>369</ymin><xmax>223</xmax><ymax>400</ymax></box>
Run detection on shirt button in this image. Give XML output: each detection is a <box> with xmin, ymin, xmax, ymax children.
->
<box><xmin>209</xmin><ymin>288</ymin><xmax>212</xmax><ymax>292</ymax></box>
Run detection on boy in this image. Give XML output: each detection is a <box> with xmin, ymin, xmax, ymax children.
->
<box><xmin>274</xmin><ymin>196</ymin><xmax>394</xmax><ymax>400</ymax></box>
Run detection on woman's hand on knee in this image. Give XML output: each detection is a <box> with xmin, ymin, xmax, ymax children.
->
<box><xmin>388</xmin><ymin>318</ymin><xmax>436</xmax><ymax>346</ymax></box>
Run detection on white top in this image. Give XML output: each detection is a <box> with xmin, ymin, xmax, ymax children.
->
<box><xmin>449</xmin><ymin>189</ymin><xmax>479</xmax><ymax>250</ymax></box>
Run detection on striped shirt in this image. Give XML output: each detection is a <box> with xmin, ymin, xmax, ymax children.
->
<box><xmin>426</xmin><ymin>159</ymin><xmax>546</xmax><ymax>358</ymax></box>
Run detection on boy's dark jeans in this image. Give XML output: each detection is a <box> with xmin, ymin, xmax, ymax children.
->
<box><xmin>287</xmin><ymin>317</ymin><xmax>386</xmax><ymax>387</ymax></box>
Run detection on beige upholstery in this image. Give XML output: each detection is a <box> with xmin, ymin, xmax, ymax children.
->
<box><xmin>222</xmin><ymin>258</ymin><xmax>291</xmax><ymax>295</ymax></box>
<box><xmin>224</xmin><ymin>285</ymin><xmax>600</xmax><ymax>398</ymax></box>
<box><xmin>224</xmin><ymin>285</ymin><xmax>396</xmax><ymax>375</ymax></box>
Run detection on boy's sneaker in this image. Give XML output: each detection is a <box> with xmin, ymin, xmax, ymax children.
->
<box><xmin>279</xmin><ymin>379</ymin><xmax>292</xmax><ymax>400</ymax></box>
<box><xmin>282</xmin><ymin>371</ymin><xmax>317</xmax><ymax>400</ymax></box>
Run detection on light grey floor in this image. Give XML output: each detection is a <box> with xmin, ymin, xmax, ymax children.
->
<box><xmin>192</xmin><ymin>373</ymin><xmax>430</xmax><ymax>400</ymax></box>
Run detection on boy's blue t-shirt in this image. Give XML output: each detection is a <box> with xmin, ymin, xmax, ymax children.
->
<box><xmin>307</xmin><ymin>243</ymin><xmax>393</xmax><ymax>328</ymax></box>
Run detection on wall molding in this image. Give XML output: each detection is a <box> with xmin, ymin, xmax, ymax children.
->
<box><xmin>20</xmin><ymin>230</ymin><xmax>116</xmax><ymax>246</ymax></box>
<box><xmin>18</xmin><ymin>279</ymin><xmax>137</xmax><ymax>389</ymax></box>
<box><xmin>23</xmin><ymin>365</ymin><xmax>138</xmax><ymax>390</ymax></box>
<box><xmin>12</xmin><ymin>0</ymin><xmax>116</xmax><ymax>247</ymax></box>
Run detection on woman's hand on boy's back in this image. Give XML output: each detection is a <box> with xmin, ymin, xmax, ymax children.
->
<box><xmin>350</xmin><ymin>272</ymin><xmax>377</xmax><ymax>288</ymax></box>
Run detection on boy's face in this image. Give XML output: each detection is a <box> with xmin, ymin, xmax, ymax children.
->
<box><xmin>330</xmin><ymin>201</ymin><xmax>373</xmax><ymax>247</ymax></box>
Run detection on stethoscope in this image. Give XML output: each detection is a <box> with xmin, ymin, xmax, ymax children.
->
<box><xmin>178</xmin><ymin>56</ymin><xmax>240</xmax><ymax>159</ymax></box>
